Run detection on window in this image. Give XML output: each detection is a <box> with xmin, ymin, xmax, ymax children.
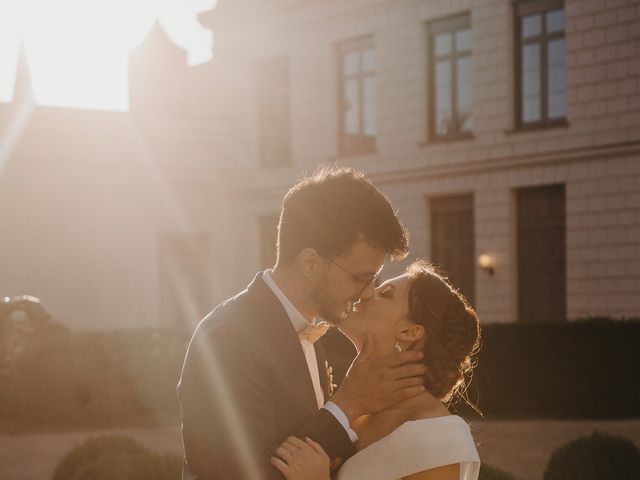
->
<box><xmin>428</xmin><ymin>14</ymin><xmax>473</xmax><ymax>140</ymax></box>
<box><xmin>337</xmin><ymin>36</ymin><xmax>376</xmax><ymax>156</ymax></box>
<box><xmin>430</xmin><ymin>194</ymin><xmax>476</xmax><ymax>305</ymax></box>
<box><xmin>515</xmin><ymin>1</ymin><xmax>566</xmax><ymax>128</ymax></box>
<box><xmin>257</xmin><ymin>56</ymin><xmax>291</xmax><ymax>168</ymax></box>
<box><xmin>516</xmin><ymin>184</ymin><xmax>566</xmax><ymax>323</ymax></box>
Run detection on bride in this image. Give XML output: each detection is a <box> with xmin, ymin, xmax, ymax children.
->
<box><xmin>271</xmin><ymin>259</ymin><xmax>481</xmax><ymax>480</ymax></box>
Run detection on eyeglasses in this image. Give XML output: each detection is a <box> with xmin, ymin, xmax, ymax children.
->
<box><xmin>328</xmin><ymin>259</ymin><xmax>383</xmax><ymax>301</ymax></box>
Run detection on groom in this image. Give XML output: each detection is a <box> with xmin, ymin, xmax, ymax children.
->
<box><xmin>178</xmin><ymin>167</ymin><xmax>428</xmax><ymax>479</ymax></box>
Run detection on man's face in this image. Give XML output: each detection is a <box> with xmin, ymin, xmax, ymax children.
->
<box><xmin>310</xmin><ymin>239</ymin><xmax>386</xmax><ymax>325</ymax></box>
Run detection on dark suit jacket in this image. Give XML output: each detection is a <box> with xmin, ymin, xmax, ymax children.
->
<box><xmin>178</xmin><ymin>272</ymin><xmax>354</xmax><ymax>479</ymax></box>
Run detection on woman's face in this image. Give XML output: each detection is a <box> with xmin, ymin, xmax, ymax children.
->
<box><xmin>339</xmin><ymin>273</ymin><xmax>419</xmax><ymax>352</ymax></box>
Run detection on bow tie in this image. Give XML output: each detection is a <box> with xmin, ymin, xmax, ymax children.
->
<box><xmin>299</xmin><ymin>322</ymin><xmax>330</xmax><ymax>344</ymax></box>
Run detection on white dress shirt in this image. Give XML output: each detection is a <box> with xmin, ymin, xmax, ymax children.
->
<box><xmin>262</xmin><ymin>270</ymin><xmax>358</xmax><ymax>442</ymax></box>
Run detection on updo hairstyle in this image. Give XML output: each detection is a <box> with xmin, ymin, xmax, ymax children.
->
<box><xmin>406</xmin><ymin>260</ymin><xmax>481</xmax><ymax>403</ymax></box>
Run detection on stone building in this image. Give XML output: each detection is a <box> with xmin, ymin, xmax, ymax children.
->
<box><xmin>0</xmin><ymin>0</ymin><xmax>638</xmax><ymax>330</ymax></box>
<box><xmin>198</xmin><ymin>0</ymin><xmax>640</xmax><ymax>324</ymax></box>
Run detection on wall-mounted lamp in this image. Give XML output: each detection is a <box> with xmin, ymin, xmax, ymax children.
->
<box><xmin>478</xmin><ymin>254</ymin><xmax>495</xmax><ymax>276</ymax></box>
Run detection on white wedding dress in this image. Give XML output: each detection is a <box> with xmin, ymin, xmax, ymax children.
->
<box><xmin>336</xmin><ymin>415</ymin><xmax>480</xmax><ymax>480</ymax></box>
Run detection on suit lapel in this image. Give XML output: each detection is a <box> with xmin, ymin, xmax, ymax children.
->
<box><xmin>315</xmin><ymin>339</ymin><xmax>330</xmax><ymax>400</ymax></box>
<box><xmin>246</xmin><ymin>273</ymin><xmax>319</xmax><ymax>412</ymax></box>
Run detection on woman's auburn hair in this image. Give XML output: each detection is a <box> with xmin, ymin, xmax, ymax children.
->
<box><xmin>406</xmin><ymin>259</ymin><xmax>481</xmax><ymax>403</ymax></box>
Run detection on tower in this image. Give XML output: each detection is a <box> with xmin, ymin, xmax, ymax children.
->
<box><xmin>12</xmin><ymin>44</ymin><xmax>34</xmax><ymax>104</ymax></box>
<box><xmin>128</xmin><ymin>21</ymin><xmax>189</xmax><ymax>115</ymax></box>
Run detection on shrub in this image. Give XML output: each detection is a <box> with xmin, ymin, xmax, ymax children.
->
<box><xmin>154</xmin><ymin>453</ymin><xmax>184</xmax><ymax>479</ymax></box>
<box><xmin>66</xmin><ymin>452</ymin><xmax>156</xmax><ymax>480</ymax></box>
<box><xmin>544</xmin><ymin>431</ymin><xmax>640</xmax><ymax>480</ymax></box>
<box><xmin>53</xmin><ymin>434</ymin><xmax>181</xmax><ymax>480</ymax></box>
<box><xmin>479</xmin><ymin>463</ymin><xmax>517</xmax><ymax>480</ymax></box>
<box><xmin>53</xmin><ymin>435</ymin><xmax>149</xmax><ymax>480</ymax></box>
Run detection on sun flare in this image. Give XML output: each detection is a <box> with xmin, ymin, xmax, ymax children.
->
<box><xmin>0</xmin><ymin>0</ymin><xmax>215</xmax><ymax>111</ymax></box>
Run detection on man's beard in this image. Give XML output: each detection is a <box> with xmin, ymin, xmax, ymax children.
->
<box><xmin>310</xmin><ymin>271</ymin><xmax>349</xmax><ymax>326</ymax></box>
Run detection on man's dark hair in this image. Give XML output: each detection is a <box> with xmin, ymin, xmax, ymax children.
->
<box><xmin>276</xmin><ymin>166</ymin><xmax>409</xmax><ymax>266</ymax></box>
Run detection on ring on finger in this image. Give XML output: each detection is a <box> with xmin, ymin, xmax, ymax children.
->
<box><xmin>277</xmin><ymin>447</ymin><xmax>290</xmax><ymax>456</ymax></box>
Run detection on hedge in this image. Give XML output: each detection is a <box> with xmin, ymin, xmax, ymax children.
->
<box><xmin>467</xmin><ymin>318</ymin><xmax>640</xmax><ymax>418</ymax></box>
<box><xmin>1</xmin><ymin>318</ymin><xmax>637</xmax><ymax>428</ymax></box>
<box><xmin>325</xmin><ymin>318</ymin><xmax>640</xmax><ymax>419</ymax></box>
<box><xmin>0</xmin><ymin>328</ymin><xmax>187</xmax><ymax>428</ymax></box>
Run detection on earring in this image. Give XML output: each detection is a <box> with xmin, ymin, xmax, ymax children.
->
<box><xmin>394</xmin><ymin>341</ymin><xmax>403</xmax><ymax>353</ymax></box>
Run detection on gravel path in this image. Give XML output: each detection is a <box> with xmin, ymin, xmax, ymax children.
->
<box><xmin>1</xmin><ymin>419</ymin><xmax>638</xmax><ymax>480</ymax></box>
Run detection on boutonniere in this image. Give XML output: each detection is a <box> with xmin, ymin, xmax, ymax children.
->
<box><xmin>325</xmin><ymin>360</ymin><xmax>337</xmax><ymax>397</ymax></box>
